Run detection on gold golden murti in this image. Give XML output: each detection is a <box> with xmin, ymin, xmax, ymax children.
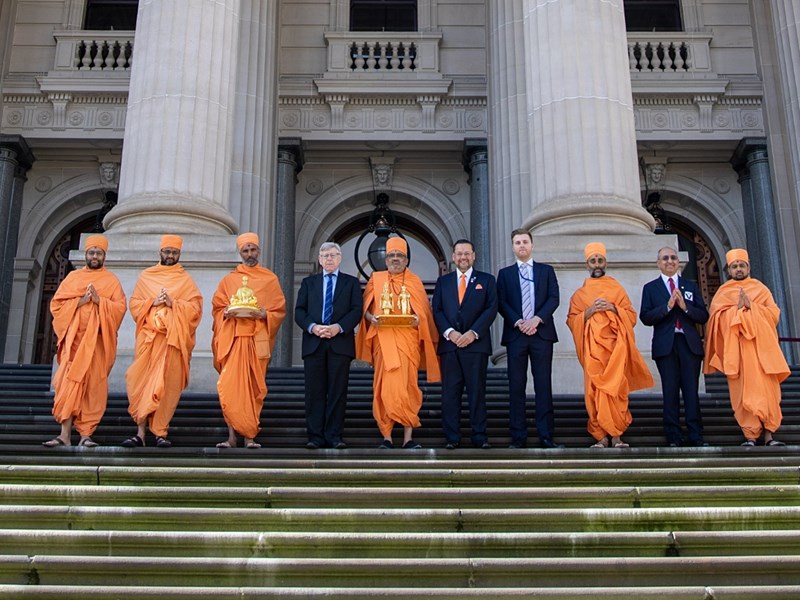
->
<box><xmin>227</xmin><ymin>276</ymin><xmax>261</xmax><ymax>316</ymax></box>
<box><xmin>375</xmin><ymin>281</ymin><xmax>416</xmax><ymax>327</ymax></box>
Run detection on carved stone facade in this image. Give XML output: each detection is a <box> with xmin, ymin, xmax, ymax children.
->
<box><xmin>1</xmin><ymin>0</ymin><xmax>799</xmax><ymax>389</ymax></box>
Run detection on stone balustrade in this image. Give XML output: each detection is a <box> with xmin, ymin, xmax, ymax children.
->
<box><xmin>628</xmin><ymin>33</ymin><xmax>713</xmax><ymax>73</ymax></box>
<box><xmin>322</xmin><ymin>32</ymin><xmax>443</xmax><ymax>77</ymax></box>
<box><xmin>52</xmin><ymin>30</ymin><xmax>134</xmax><ymax>71</ymax></box>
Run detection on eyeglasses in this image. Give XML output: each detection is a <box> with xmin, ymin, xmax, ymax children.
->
<box><xmin>160</xmin><ymin>249</ymin><xmax>180</xmax><ymax>256</ymax></box>
<box><xmin>659</xmin><ymin>255</ymin><xmax>678</xmax><ymax>261</ymax></box>
<box><xmin>319</xmin><ymin>253</ymin><xmax>341</xmax><ymax>260</ymax></box>
<box><xmin>386</xmin><ymin>252</ymin><xmax>407</xmax><ymax>259</ymax></box>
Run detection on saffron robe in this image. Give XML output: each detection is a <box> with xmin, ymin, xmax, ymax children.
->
<box><xmin>704</xmin><ymin>277</ymin><xmax>789</xmax><ymax>438</ymax></box>
<box><xmin>212</xmin><ymin>264</ymin><xmax>286</xmax><ymax>439</ymax></box>
<box><xmin>567</xmin><ymin>276</ymin><xmax>654</xmax><ymax>439</ymax></box>
<box><xmin>125</xmin><ymin>263</ymin><xmax>203</xmax><ymax>437</ymax></box>
<box><xmin>356</xmin><ymin>269</ymin><xmax>441</xmax><ymax>437</ymax></box>
<box><xmin>50</xmin><ymin>266</ymin><xmax>126</xmax><ymax>436</ymax></box>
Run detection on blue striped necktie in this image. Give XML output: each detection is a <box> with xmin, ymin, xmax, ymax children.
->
<box><xmin>521</xmin><ymin>264</ymin><xmax>533</xmax><ymax>319</ymax></box>
<box><xmin>323</xmin><ymin>273</ymin><xmax>334</xmax><ymax>325</ymax></box>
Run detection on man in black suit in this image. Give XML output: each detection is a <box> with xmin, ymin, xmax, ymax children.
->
<box><xmin>640</xmin><ymin>246</ymin><xmax>709</xmax><ymax>447</ymax></box>
<box><xmin>295</xmin><ymin>242</ymin><xmax>363</xmax><ymax>449</ymax></box>
<box><xmin>432</xmin><ymin>239</ymin><xmax>498</xmax><ymax>449</ymax></box>
<box><xmin>497</xmin><ymin>229</ymin><xmax>561</xmax><ymax>448</ymax></box>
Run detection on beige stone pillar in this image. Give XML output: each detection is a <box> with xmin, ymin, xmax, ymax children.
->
<box><xmin>769</xmin><ymin>0</ymin><xmax>800</xmax><ymax>209</ymax></box>
<box><xmin>229</xmin><ymin>0</ymin><xmax>279</xmax><ymax>236</ymax></box>
<box><xmin>105</xmin><ymin>0</ymin><xmax>240</xmax><ymax>234</ymax></box>
<box><xmin>522</xmin><ymin>0</ymin><xmax>654</xmax><ymax>235</ymax></box>
<box><xmin>486</xmin><ymin>0</ymin><xmax>532</xmax><ymax>271</ymax></box>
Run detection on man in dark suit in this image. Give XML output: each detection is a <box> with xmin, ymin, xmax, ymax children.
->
<box><xmin>640</xmin><ymin>246</ymin><xmax>709</xmax><ymax>447</ymax></box>
<box><xmin>295</xmin><ymin>242</ymin><xmax>363</xmax><ymax>449</ymax></box>
<box><xmin>497</xmin><ymin>229</ymin><xmax>561</xmax><ymax>448</ymax></box>
<box><xmin>432</xmin><ymin>239</ymin><xmax>498</xmax><ymax>449</ymax></box>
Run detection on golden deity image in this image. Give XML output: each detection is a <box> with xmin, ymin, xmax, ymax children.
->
<box><xmin>227</xmin><ymin>276</ymin><xmax>261</xmax><ymax>316</ymax></box>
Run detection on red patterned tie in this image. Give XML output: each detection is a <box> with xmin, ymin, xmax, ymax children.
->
<box><xmin>669</xmin><ymin>277</ymin><xmax>681</xmax><ymax>329</ymax></box>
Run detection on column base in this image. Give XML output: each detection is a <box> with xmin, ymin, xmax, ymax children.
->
<box><xmin>103</xmin><ymin>196</ymin><xmax>238</xmax><ymax>235</ymax></box>
<box><xmin>527</xmin><ymin>195</ymin><xmax>656</xmax><ymax>235</ymax></box>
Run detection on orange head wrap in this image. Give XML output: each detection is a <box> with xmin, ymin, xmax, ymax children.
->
<box><xmin>386</xmin><ymin>237</ymin><xmax>408</xmax><ymax>255</ymax></box>
<box><xmin>84</xmin><ymin>234</ymin><xmax>108</xmax><ymax>253</ymax></box>
<box><xmin>160</xmin><ymin>234</ymin><xmax>183</xmax><ymax>250</ymax></box>
<box><xmin>584</xmin><ymin>242</ymin><xmax>606</xmax><ymax>260</ymax></box>
<box><xmin>237</xmin><ymin>232</ymin><xmax>259</xmax><ymax>250</ymax></box>
<box><xmin>726</xmin><ymin>248</ymin><xmax>749</xmax><ymax>266</ymax></box>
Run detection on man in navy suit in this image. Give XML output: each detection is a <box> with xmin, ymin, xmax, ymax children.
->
<box><xmin>432</xmin><ymin>239</ymin><xmax>498</xmax><ymax>449</ymax></box>
<box><xmin>295</xmin><ymin>242</ymin><xmax>363</xmax><ymax>449</ymax></box>
<box><xmin>497</xmin><ymin>229</ymin><xmax>562</xmax><ymax>448</ymax></box>
<box><xmin>640</xmin><ymin>246</ymin><xmax>709</xmax><ymax>447</ymax></box>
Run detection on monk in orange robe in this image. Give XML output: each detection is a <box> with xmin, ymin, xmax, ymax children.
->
<box><xmin>43</xmin><ymin>234</ymin><xmax>126</xmax><ymax>448</ymax></box>
<box><xmin>212</xmin><ymin>233</ymin><xmax>286</xmax><ymax>448</ymax></box>
<box><xmin>356</xmin><ymin>236</ymin><xmax>440</xmax><ymax>449</ymax></box>
<box><xmin>705</xmin><ymin>248</ymin><xmax>790</xmax><ymax>446</ymax></box>
<box><xmin>567</xmin><ymin>242</ymin><xmax>653</xmax><ymax>448</ymax></box>
<box><xmin>122</xmin><ymin>235</ymin><xmax>202</xmax><ymax>448</ymax></box>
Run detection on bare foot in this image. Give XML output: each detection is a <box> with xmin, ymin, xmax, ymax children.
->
<box><xmin>216</xmin><ymin>439</ymin><xmax>237</xmax><ymax>449</ymax></box>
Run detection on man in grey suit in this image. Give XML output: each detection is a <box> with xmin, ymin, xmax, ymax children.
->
<box><xmin>295</xmin><ymin>242</ymin><xmax>363</xmax><ymax>449</ymax></box>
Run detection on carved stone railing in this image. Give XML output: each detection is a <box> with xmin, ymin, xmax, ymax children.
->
<box><xmin>316</xmin><ymin>31</ymin><xmax>450</xmax><ymax>96</ymax></box>
<box><xmin>52</xmin><ymin>30</ymin><xmax>135</xmax><ymax>71</ymax></box>
<box><xmin>628</xmin><ymin>33</ymin><xmax>713</xmax><ymax>74</ymax></box>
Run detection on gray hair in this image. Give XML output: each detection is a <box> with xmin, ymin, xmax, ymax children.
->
<box><xmin>319</xmin><ymin>241</ymin><xmax>342</xmax><ymax>254</ymax></box>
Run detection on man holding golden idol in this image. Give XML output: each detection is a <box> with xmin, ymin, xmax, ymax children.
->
<box><xmin>211</xmin><ymin>233</ymin><xmax>286</xmax><ymax>449</ymax></box>
<box><xmin>356</xmin><ymin>237</ymin><xmax>440</xmax><ymax>449</ymax></box>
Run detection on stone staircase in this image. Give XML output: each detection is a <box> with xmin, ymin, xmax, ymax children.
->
<box><xmin>0</xmin><ymin>364</ymin><xmax>799</xmax><ymax>597</ymax></box>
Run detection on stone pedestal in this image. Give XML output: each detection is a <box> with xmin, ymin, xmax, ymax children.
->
<box><xmin>86</xmin><ymin>233</ymin><xmax>242</xmax><ymax>394</ymax></box>
<box><xmin>493</xmin><ymin>234</ymin><xmax>671</xmax><ymax>395</ymax></box>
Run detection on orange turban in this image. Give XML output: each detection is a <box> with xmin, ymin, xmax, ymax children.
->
<box><xmin>160</xmin><ymin>235</ymin><xmax>183</xmax><ymax>250</ymax></box>
<box><xmin>84</xmin><ymin>234</ymin><xmax>108</xmax><ymax>252</ymax></box>
<box><xmin>386</xmin><ymin>237</ymin><xmax>408</xmax><ymax>255</ymax></box>
<box><xmin>584</xmin><ymin>242</ymin><xmax>606</xmax><ymax>260</ymax></box>
<box><xmin>726</xmin><ymin>248</ymin><xmax>749</xmax><ymax>266</ymax></box>
<box><xmin>237</xmin><ymin>233</ymin><xmax>259</xmax><ymax>250</ymax></box>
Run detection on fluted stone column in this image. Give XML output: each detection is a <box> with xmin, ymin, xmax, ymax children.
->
<box><xmin>463</xmin><ymin>140</ymin><xmax>490</xmax><ymax>273</ymax></box>
<box><xmin>732</xmin><ymin>138</ymin><xmax>794</xmax><ymax>363</ymax></box>
<box><xmin>486</xmin><ymin>1</ymin><xmax>532</xmax><ymax>271</ymax></box>
<box><xmin>769</xmin><ymin>0</ymin><xmax>800</xmax><ymax>207</ymax></box>
<box><xmin>523</xmin><ymin>0</ymin><xmax>654</xmax><ymax>235</ymax></box>
<box><xmin>105</xmin><ymin>0</ymin><xmax>240</xmax><ymax>234</ymax></box>
<box><xmin>0</xmin><ymin>135</ymin><xmax>34</xmax><ymax>361</ymax></box>
<box><xmin>271</xmin><ymin>139</ymin><xmax>304</xmax><ymax>368</ymax></box>
<box><xmin>229</xmin><ymin>0</ymin><xmax>280</xmax><ymax>235</ymax></box>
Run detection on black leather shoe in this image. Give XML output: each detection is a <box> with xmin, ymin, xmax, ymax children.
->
<box><xmin>445</xmin><ymin>441</ymin><xmax>460</xmax><ymax>450</ymax></box>
<box><xmin>479</xmin><ymin>442</ymin><xmax>492</xmax><ymax>450</ymax></box>
<box><xmin>668</xmin><ymin>442</ymin><xmax>681</xmax><ymax>447</ymax></box>
<box><xmin>540</xmin><ymin>439</ymin><xmax>564</xmax><ymax>449</ymax></box>
<box><xmin>508</xmin><ymin>441</ymin><xmax>526</xmax><ymax>449</ymax></box>
<box><xmin>402</xmin><ymin>440</ymin><xmax>422</xmax><ymax>449</ymax></box>
<box><xmin>334</xmin><ymin>441</ymin><xmax>347</xmax><ymax>450</ymax></box>
<box><xmin>688</xmin><ymin>441</ymin><xmax>709</xmax><ymax>447</ymax></box>
<box><xmin>305</xmin><ymin>441</ymin><xmax>320</xmax><ymax>450</ymax></box>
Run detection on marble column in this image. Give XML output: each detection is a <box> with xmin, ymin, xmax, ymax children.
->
<box><xmin>522</xmin><ymin>0</ymin><xmax>654</xmax><ymax>235</ymax></box>
<box><xmin>732</xmin><ymin>138</ymin><xmax>794</xmax><ymax>363</ymax></box>
<box><xmin>486</xmin><ymin>0</ymin><xmax>532</xmax><ymax>271</ymax></box>
<box><xmin>0</xmin><ymin>135</ymin><xmax>34</xmax><ymax>362</ymax></box>
<box><xmin>229</xmin><ymin>0</ymin><xmax>280</xmax><ymax>236</ymax></box>
<box><xmin>105</xmin><ymin>0</ymin><xmax>240</xmax><ymax>234</ymax></box>
<box><xmin>730</xmin><ymin>152</ymin><xmax>763</xmax><ymax>280</ymax></box>
<box><xmin>769</xmin><ymin>0</ymin><xmax>800</xmax><ymax>206</ymax></box>
<box><xmin>463</xmin><ymin>140</ymin><xmax>490</xmax><ymax>273</ymax></box>
<box><xmin>271</xmin><ymin>139</ymin><xmax>304</xmax><ymax>368</ymax></box>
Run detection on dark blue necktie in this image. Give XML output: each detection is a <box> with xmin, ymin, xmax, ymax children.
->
<box><xmin>323</xmin><ymin>273</ymin><xmax>334</xmax><ymax>325</ymax></box>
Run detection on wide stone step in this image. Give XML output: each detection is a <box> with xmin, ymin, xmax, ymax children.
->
<box><xmin>1</xmin><ymin>483</ymin><xmax>798</xmax><ymax>509</ymax></box>
<box><xmin>2</xmin><ymin>555</ymin><xmax>799</xmax><ymax>587</ymax></box>
<box><xmin>3</xmin><ymin>585</ymin><xmax>800</xmax><ymax>599</ymax></box>
<box><xmin>2</xmin><ymin>529</ymin><xmax>799</xmax><ymax>558</ymax></box>
<box><xmin>2</xmin><ymin>505</ymin><xmax>799</xmax><ymax>533</ymax></box>
<box><xmin>2</xmin><ymin>461</ymin><xmax>799</xmax><ymax>487</ymax></box>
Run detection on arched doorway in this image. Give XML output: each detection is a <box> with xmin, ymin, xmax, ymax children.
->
<box><xmin>657</xmin><ymin>213</ymin><xmax>721</xmax><ymax>306</ymax></box>
<box><xmin>33</xmin><ymin>216</ymin><xmax>102</xmax><ymax>364</ymax></box>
